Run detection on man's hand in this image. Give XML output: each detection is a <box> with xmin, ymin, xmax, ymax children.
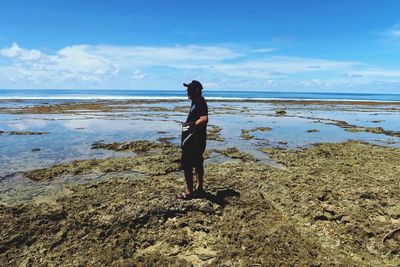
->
<box><xmin>195</xmin><ymin>115</ymin><xmax>208</xmax><ymax>127</ymax></box>
<box><xmin>182</xmin><ymin>121</ymin><xmax>196</xmax><ymax>132</ymax></box>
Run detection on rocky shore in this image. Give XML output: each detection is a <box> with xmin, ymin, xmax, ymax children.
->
<box><xmin>1</xmin><ymin>139</ymin><xmax>400</xmax><ymax>266</ymax></box>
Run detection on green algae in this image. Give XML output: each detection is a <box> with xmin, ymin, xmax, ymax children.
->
<box><xmin>207</xmin><ymin>125</ymin><xmax>224</xmax><ymax>141</ymax></box>
<box><xmin>347</xmin><ymin>126</ymin><xmax>386</xmax><ymax>134</ymax></box>
<box><xmin>293</xmin><ymin>114</ymin><xmax>400</xmax><ymax>139</ymax></box>
<box><xmin>275</xmin><ymin>109</ymin><xmax>286</xmax><ymax>116</ymax></box>
<box><xmin>324</xmin><ymin>119</ymin><xmax>400</xmax><ymax>138</ymax></box>
<box><xmin>25</xmin><ymin>140</ymin><xmax>182</xmax><ymax>181</ymax></box>
<box><xmin>3</xmin><ymin>140</ymin><xmax>400</xmax><ymax>266</ymax></box>
<box><xmin>260</xmin><ymin>141</ymin><xmax>400</xmax><ymax>266</ymax></box>
<box><xmin>9</xmin><ymin>102</ymin><xmax>116</xmax><ymax>114</ymax></box>
<box><xmin>211</xmin><ymin>147</ymin><xmax>257</xmax><ymax>162</ymax></box>
<box><xmin>251</xmin><ymin>126</ymin><xmax>272</xmax><ymax>132</ymax></box>
<box><xmin>0</xmin><ymin>100</ymin><xmax>186</xmax><ymax>115</ymax></box>
<box><xmin>91</xmin><ymin>140</ymin><xmax>174</xmax><ymax>153</ymax></box>
<box><xmin>172</xmin><ymin>105</ymin><xmax>190</xmax><ymax>113</ymax></box>
<box><xmin>0</xmin><ymin>161</ymin><xmax>345</xmax><ymax>266</ymax></box>
<box><xmin>241</xmin><ymin>106</ymin><xmax>249</xmax><ymax>112</ymax></box>
<box><xmin>241</xmin><ymin>127</ymin><xmax>272</xmax><ymax>140</ymax></box>
<box><xmin>8</xmin><ymin>131</ymin><xmax>49</xmax><ymax>135</ymax></box>
<box><xmin>240</xmin><ymin>129</ymin><xmax>254</xmax><ymax>140</ymax></box>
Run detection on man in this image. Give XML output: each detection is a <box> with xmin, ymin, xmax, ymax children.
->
<box><xmin>177</xmin><ymin>80</ymin><xmax>208</xmax><ymax>200</ymax></box>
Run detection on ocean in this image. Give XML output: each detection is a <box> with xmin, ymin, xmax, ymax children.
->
<box><xmin>1</xmin><ymin>89</ymin><xmax>400</xmax><ymax>101</ymax></box>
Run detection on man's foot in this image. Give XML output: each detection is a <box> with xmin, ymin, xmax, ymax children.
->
<box><xmin>176</xmin><ymin>191</ymin><xmax>194</xmax><ymax>200</ymax></box>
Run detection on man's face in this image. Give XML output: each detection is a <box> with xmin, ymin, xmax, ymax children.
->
<box><xmin>187</xmin><ymin>88</ymin><xmax>198</xmax><ymax>99</ymax></box>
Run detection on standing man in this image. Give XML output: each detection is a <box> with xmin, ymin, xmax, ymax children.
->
<box><xmin>178</xmin><ymin>80</ymin><xmax>208</xmax><ymax>200</ymax></box>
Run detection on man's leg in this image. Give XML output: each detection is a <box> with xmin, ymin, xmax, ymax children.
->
<box><xmin>181</xmin><ymin>148</ymin><xmax>194</xmax><ymax>195</ymax></box>
<box><xmin>184</xmin><ymin>166</ymin><xmax>194</xmax><ymax>194</ymax></box>
<box><xmin>194</xmin><ymin>162</ymin><xmax>204</xmax><ymax>191</ymax></box>
<box><xmin>195</xmin><ymin>144</ymin><xmax>206</xmax><ymax>191</ymax></box>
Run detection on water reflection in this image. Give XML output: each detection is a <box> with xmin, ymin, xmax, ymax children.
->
<box><xmin>0</xmin><ymin>100</ymin><xmax>399</xmax><ymax>178</ymax></box>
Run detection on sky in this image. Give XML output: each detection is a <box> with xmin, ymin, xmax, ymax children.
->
<box><xmin>0</xmin><ymin>0</ymin><xmax>400</xmax><ymax>93</ymax></box>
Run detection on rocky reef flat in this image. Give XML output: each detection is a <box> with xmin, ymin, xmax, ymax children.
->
<box><xmin>1</xmin><ymin>139</ymin><xmax>400</xmax><ymax>266</ymax></box>
<box><xmin>1</xmin><ymin>99</ymin><xmax>400</xmax><ymax>266</ymax></box>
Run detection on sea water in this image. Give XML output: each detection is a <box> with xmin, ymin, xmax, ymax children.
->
<box><xmin>1</xmin><ymin>97</ymin><xmax>400</xmax><ymax>203</ymax></box>
<box><xmin>1</xmin><ymin>89</ymin><xmax>400</xmax><ymax>101</ymax></box>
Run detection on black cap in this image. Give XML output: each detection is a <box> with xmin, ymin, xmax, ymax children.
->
<box><xmin>183</xmin><ymin>80</ymin><xmax>203</xmax><ymax>91</ymax></box>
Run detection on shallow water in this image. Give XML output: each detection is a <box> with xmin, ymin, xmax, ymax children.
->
<box><xmin>1</xmin><ymin>99</ymin><xmax>400</xmax><ymax>203</ymax></box>
<box><xmin>1</xmin><ymin>100</ymin><xmax>400</xmax><ymax>175</ymax></box>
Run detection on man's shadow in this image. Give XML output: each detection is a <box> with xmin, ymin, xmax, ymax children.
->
<box><xmin>195</xmin><ymin>188</ymin><xmax>240</xmax><ymax>207</ymax></box>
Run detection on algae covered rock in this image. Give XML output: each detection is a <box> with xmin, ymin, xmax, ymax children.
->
<box><xmin>6</xmin><ymin>139</ymin><xmax>400</xmax><ymax>266</ymax></box>
<box><xmin>251</xmin><ymin>126</ymin><xmax>272</xmax><ymax>132</ymax></box>
<box><xmin>212</xmin><ymin>147</ymin><xmax>257</xmax><ymax>162</ymax></box>
<box><xmin>259</xmin><ymin>141</ymin><xmax>400</xmax><ymax>266</ymax></box>
<box><xmin>207</xmin><ymin>125</ymin><xmax>224</xmax><ymax>141</ymax></box>
<box><xmin>25</xmin><ymin>140</ymin><xmax>182</xmax><ymax>181</ymax></box>
<box><xmin>1</xmin><ymin>160</ymin><xmax>339</xmax><ymax>266</ymax></box>
<box><xmin>91</xmin><ymin>139</ymin><xmax>176</xmax><ymax>153</ymax></box>
<box><xmin>240</xmin><ymin>129</ymin><xmax>254</xmax><ymax>140</ymax></box>
<box><xmin>8</xmin><ymin>131</ymin><xmax>49</xmax><ymax>135</ymax></box>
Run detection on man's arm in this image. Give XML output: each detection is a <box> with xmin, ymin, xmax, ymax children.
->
<box><xmin>195</xmin><ymin>115</ymin><xmax>208</xmax><ymax>127</ymax></box>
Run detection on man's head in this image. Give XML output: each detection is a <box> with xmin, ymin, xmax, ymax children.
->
<box><xmin>183</xmin><ymin>80</ymin><xmax>203</xmax><ymax>100</ymax></box>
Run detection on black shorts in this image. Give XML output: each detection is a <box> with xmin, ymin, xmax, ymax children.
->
<box><xmin>181</xmin><ymin>142</ymin><xmax>206</xmax><ymax>169</ymax></box>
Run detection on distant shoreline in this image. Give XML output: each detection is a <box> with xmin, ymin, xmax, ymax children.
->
<box><xmin>1</xmin><ymin>97</ymin><xmax>400</xmax><ymax>105</ymax></box>
<box><xmin>1</xmin><ymin>89</ymin><xmax>400</xmax><ymax>102</ymax></box>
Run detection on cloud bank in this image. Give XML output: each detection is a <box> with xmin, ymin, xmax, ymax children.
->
<box><xmin>1</xmin><ymin>42</ymin><xmax>400</xmax><ymax>92</ymax></box>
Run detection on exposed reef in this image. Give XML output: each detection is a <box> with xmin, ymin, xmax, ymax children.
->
<box><xmin>240</xmin><ymin>129</ymin><xmax>254</xmax><ymax>140</ymax></box>
<box><xmin>207</xmin><ymin>125</ymin><xmax>224</xmax><ymax>141</ymax></box>
<box><xmin>2</xmin><ymin>96</ymin><xmax>400</xmax><ymax>266</ymax></box>
<box><xmin>327</xmin><ymin>119</ymin><xmax>400</xmax><ymax>137</ymax></box>
<box><xmin>260</xmin><ymin>141</ymin><xmax>400</xmax><ymax>266</ymax></box>
<box><xmin>241</xmin><ymin>127</ymin><xmax>272</xmax><ymax>140</ymax></box>
<box><xmin>0</xmin><ymin>142</ymin><xmax>400</xmax><ymax>266</ymax></box>
<box><xmin>24</xmin><ymin>140</ymin><xmax>182</xmax><ymax>181</ymax></box>
<box><xmin>210</xmin><ymin>148</ymin><xmax>257</xmax><ymax>162</ymax></box>
<box><xmin>2</xmin><ymin>141</ymin><xmax>398</xmax><ymax>265</ymax></box>
<box><xmin>275</xmin><ymin>109</ymin><xmax>286</xmax><ymax>116</ymax></box>
<box><xmin>8</xmin><ymin>131</ymin><xmax>49</xmax><ymax>135</ymax></box>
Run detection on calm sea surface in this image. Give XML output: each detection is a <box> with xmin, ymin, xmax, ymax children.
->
<box><xmin>1</xmin><ymin>89</ymin><xmax>400</xmax><ymax>101</ymax></box>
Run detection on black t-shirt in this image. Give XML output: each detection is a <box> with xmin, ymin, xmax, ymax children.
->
<box><xmin>186</xmin><ymin>96</ymin><xmax>208</xmax><ymax>141</ymax></box>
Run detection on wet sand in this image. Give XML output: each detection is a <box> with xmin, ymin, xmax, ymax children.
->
<box><xmin>0</xmin><ymin>99</ymin><xmax>400</xmax><ymax>266</ymax></box>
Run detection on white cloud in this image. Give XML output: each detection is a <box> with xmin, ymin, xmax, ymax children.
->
<box><xmin>0</xmin><ymin>42</ymin><xmax>399</xmax><ymax>92</ymax></box>
<box><xmin>206</xmin><ymin>56</ymin><xmax>358</xmax><ymax>78</ymax></box>
<box><xmin>0</xmin><ymin>43</ymin><xmax>44</xmax><ymax>61</ymax></box>
<box><xmin>250</xmin><ymin>48</ymin><xmax>277</xmax><ymax>53</ymax></box>
<box><xmin>55</xmin><ymin>45</ymin><xmax>117</xmax><ymax>75</ymax></box>
<box><xmin>0</xmin><ymin>43</ymin><xmax>118</xmax><ymax>84</ymax></box>
<box><xmin>132</xmin><ymin>70</ymin><xmax>145</xmax><ymax>79</ymax></box>
<box><xmin>202</xmin><ymin>81</ymin><xmax>219</xmax><ymax>88</ymax></box>
<box><xmin>93</xmin><ymin>45</ymin><xmax>241</xmax><ymax>66</ymax></box>
<box><xmin>344</xmin><ymin>73</ymin><xmax>364</xmax><ymax>78</ymax></box>
<box><xmin>299</xmin><ymin>79</ymin><xmax>322</xmax><ymax>86</ymax></box>
<box><xmin>347</xmin><ymin>69</ymin><xmax>400</xmax><ymax>78</ymax></box>
<box><xmin>388</xmin><ymin>23</ymin><xmax>400</xmax><ymax>37</ymax></box>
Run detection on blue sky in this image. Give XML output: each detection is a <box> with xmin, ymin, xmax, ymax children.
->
<box><xmin>1</xmin><ymin>0</ymin><xmax>400</xmax><ymax>92</ymax></box>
